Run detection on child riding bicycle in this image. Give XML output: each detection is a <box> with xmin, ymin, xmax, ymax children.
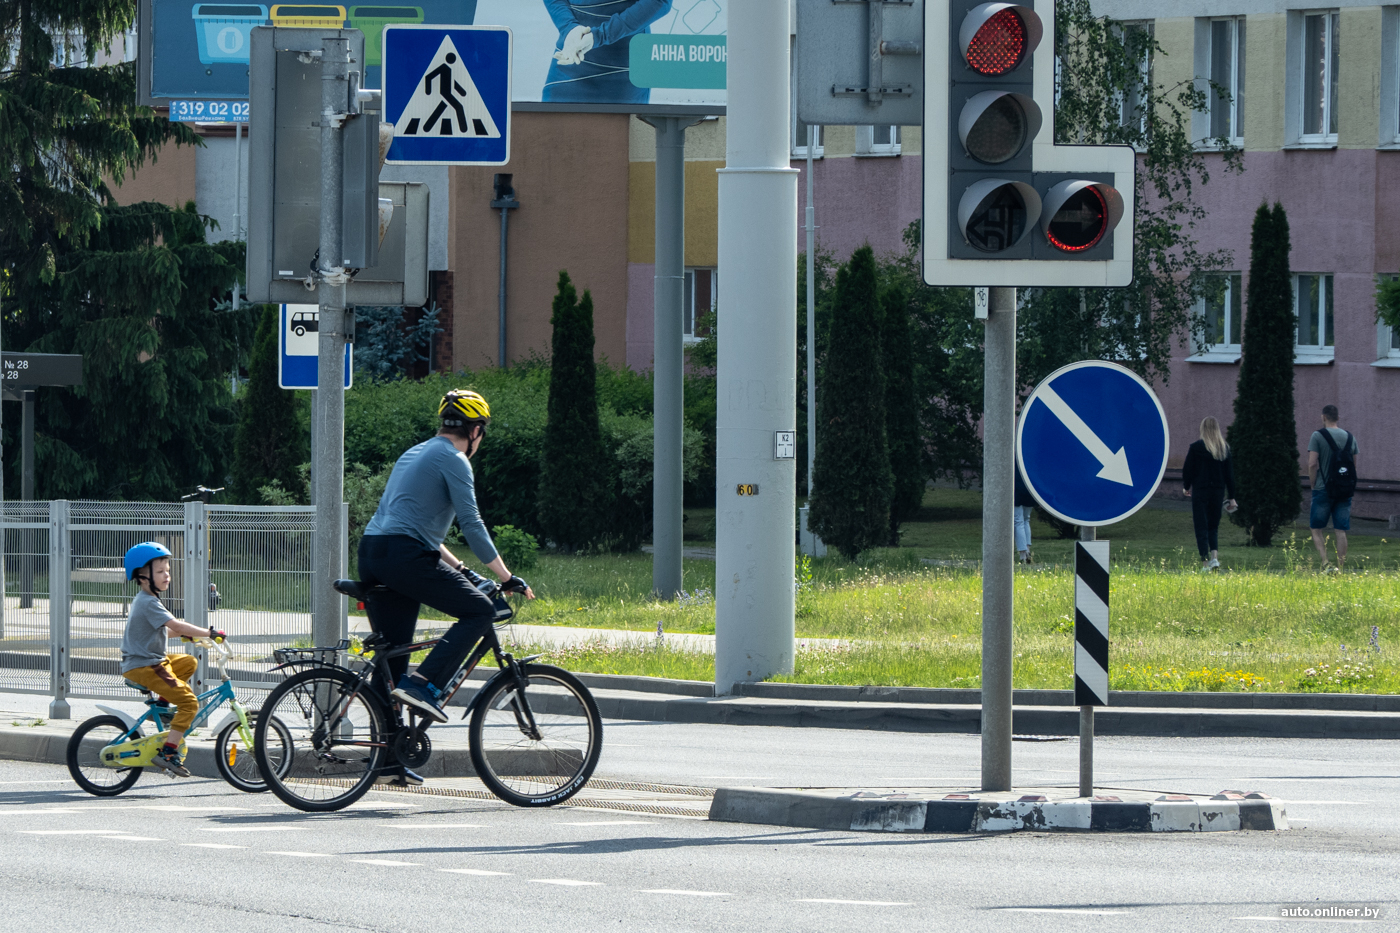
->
<box><xmin>120</xmin><ymin>542</ymin><xmax>226</xmax><ymax>777</ymax></box>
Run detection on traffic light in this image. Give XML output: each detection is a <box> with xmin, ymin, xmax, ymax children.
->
<box><xmin>925</xmin><ymin>0</ymin><xmax>1135</xmax><ymax>286</ymax></box>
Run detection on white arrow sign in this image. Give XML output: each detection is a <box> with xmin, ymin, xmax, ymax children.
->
<box><xmin>1035</xmin><ymin>385</ymin><xmax>1133</xmax><ymax>486</ymax></box>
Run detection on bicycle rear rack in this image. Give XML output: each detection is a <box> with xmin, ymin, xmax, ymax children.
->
<box><xmin>273</xmin><ymin>639</ymin><xmax>351</xmax><ymax>671</ymax></box>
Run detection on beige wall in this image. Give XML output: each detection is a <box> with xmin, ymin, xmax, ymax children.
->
<box><xmin>1338</xmin><ymin>6</ymin><xmax>1384</xmax><ymax>149</ymax></box>
<box><xmin>1244</xmin><ymin>13</ymin><xmax>1287</xmax><ymax>151</ymax></box>
<box><xmin>449</xmin><ymin>112</ymin><xmax>631</xmax><ymax>371</ymax></box>
<box><xmin>108</xmin><ymin>140</ymin><xmax>198</xmax><ymax>207</ymax></box>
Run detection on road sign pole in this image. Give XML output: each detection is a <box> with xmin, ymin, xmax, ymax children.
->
<box><xmin>981</xmin><ymin>285</ymin><xmax>1016</xmax><ymax>792</ymax></box>
<box><xmin>21</xmin><ymin>389</ymin><xmax>34</xmax><ymax>610</ymax></box>
<box><xmin>313</xmin><ymin>35</ymin><xmax>351</xmax><ymax>649</ymax></box>
<box><xmin>1079</xmin><ymin>525</ymin><xmax>1096</xmax><ymax>797</ymax></box>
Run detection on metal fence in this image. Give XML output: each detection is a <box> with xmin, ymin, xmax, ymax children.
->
<box><xmin>0</xmin><ymin>500</ymin><xmax>333</xmax><ymax>716</ymax></box>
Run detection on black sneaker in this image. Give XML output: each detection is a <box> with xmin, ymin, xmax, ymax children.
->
<box><xmin>390</xmin><ymin>676</ymin><xmax>449</xmax><ymax>724</ymax></box>
<box><xmin>150</xmin><ymin>745</ymin><xmax>191</xmax><ymax>778</ymax></box>
<box><xmin>375</xmin><ymin>767</ymin><xmax>426</xmax><ymax>787</ymax></box>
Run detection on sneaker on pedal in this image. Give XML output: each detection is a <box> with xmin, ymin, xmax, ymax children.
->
<box><xmin>150</xmin><ymin>745</ymin><xmax>191</xmax><ymax>778</ymax></box>
<box><xmin>391</xmin><ymin>677</ymin><xmax>449</xmax><ymax>723</ymax></box>
<box><xmin>375</xmin><ymin>767</ymin><xmax>426</xmax><ymax>787</ymax></box>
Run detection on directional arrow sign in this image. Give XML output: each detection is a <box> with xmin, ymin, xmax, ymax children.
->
<box><xmin>1017</xmin><ymin>360</ymin><xmax>1169</xmax><ymax>527</ymax></box>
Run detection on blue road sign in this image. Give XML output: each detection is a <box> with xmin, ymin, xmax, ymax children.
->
<box><xmin>279</xmin><ymin>305</ymin><xmax>351</xmax><ymax>390</ymax></box>
<box><xmin>383</xmin><ymin>25</ymin><xmax>511</xmax><ymax>166</ymax></box>
<box><xmin>1017</xmin><ymin>360</ymin><xmax>1169</xmax><ymax>527</ymax></box>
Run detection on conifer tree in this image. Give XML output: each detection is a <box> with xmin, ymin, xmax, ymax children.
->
<box><xmin>538</xmin><ymin>271</ymin><xmax>612</xmax><ymax>551</ymax></box>
<box><xmin>809</xmin><ymin>246</ymin><xmax>893</xmax><ymax>559</ymax></box>
<box><xmin>232</xmin><ymin>305</ymin><xmax>307</xmax><ymax>503</ymax></box>
<box><xmin>1</xmin><ymin>4</ymin><xmax>249</xmax><ymax>499</ymax></box>
<box><xmin>881</xmin><ymin>284</ymin><xmax>924</xmax><ymax>544</ymax></box>
<box><xmin>1230</xmin><ymin>203</ymin><xmax>1300</xmax><ymax>546</ymax></box>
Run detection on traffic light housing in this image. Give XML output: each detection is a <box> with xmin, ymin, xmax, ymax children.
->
<box><xmin>925</xmin><ymin>0</ymin><xmax>1135</xmax><ymax>286</ymax></box>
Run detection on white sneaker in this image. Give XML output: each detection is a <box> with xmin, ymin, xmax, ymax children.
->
<box><xmin>1207</xmin><ymin>558</ymin><xmax>1220</xmax><ymax>570</ymax></box>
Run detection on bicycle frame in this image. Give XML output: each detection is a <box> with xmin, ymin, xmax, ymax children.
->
<box><xmin>105</xmin><ymin>641</ymin><xmax>255</xmax><ymax>758</ymax></box>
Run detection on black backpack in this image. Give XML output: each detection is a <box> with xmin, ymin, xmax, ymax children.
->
<box><xmin>1319</xmin><ymin>430</ymin><xmax>1357</xmax><ymax>501</ymax></box>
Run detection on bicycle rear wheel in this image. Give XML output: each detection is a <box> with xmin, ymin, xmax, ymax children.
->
<box><xmin>66</xmin><ymin>716</ymin><xmax>142</xmax><ymax>797</ymax></box>
<box><xmin>256</xmin><ymin>668</ymin><xmax>387</xmax><ymax>812</ymax></box>
<box><xmin>469</xmin><ymin>664</ymin><xmax>602</xmax><ymax>807</ymax></box>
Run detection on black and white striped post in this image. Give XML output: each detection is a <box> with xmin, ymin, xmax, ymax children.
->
<box><xmin>1075</xmin><ymin>531</ymin><xmax>1110</xmax><ymax>797</ymax></box>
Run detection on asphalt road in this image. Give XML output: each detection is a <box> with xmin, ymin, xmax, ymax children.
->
<box><xmin>1</xmin><ymin>704</ymin><xmax>1395</xmax><ymax>932</ymax></box>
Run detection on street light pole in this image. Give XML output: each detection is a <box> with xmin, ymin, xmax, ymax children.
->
<box><xmin>981</xmin><ymin>285</ymin><xmax>1016</xmax><ymax>792</ymax></box>
<box><xmin>490</xmin><ymin>174</ymin><xmax>519</xmax><ymax>368</ymax></box>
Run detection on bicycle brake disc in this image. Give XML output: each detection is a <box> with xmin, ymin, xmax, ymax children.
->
<box><xmin>391</xmin><ymin>725</ymin><xmax>432</xmax><ymax>768</ymax></box>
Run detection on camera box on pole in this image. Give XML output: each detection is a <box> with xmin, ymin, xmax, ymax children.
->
<box><xmin>247</xmin><ymin>26</ymin><xmax>428</xmax><ymax>306</ymax></box>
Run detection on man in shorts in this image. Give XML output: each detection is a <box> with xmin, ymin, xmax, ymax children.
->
<box><xmin>1307</xmin><ymin>404</ymin><xmax>1359</xmax><ymax>572</ymax></box>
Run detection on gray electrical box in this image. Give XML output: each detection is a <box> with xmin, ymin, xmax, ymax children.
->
<box><xmin>247</xmin><ymin>26</ymin><xmax>425</xmax><ymax>306</ymax></box>
<box><xmin>796</xmin><ymin>0</ymin><xmax>925</xmax><ymax>126</ymax></box>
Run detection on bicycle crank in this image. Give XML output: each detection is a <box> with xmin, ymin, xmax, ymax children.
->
<box><xmin>391</xmin><ymin>724</ymin><xmax>432</xmax><ymax>768</ymax></box>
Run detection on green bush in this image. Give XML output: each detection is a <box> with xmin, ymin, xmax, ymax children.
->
<box><xmin>492</xmin><ymin>524</ymin><xmax>539</xmax><ymax>570</ymax></box>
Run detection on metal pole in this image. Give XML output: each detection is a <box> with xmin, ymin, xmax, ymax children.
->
<box><xmin>714</xmin><ymin>0</ymin><xmax>798</xmax><ymax>694</ymax></box>
<box><xmin>48</xmin><ymin>500</ymin><xmax>70</xmax><ymax>719</ymax></box>
<box><xmin>652</xmin><ymin>115</ymin><xmax>687</xmax><ymax>600</ymax></box>
<box><xmin>20</xmin><ymin>390</ymin><xmax>34</xmax><ymax>610</ymax></box>
<box><xmin>981</xmin><ymin>285</ymin><xmax>1016</xmax><ymax>791</ymax></box>
<box><xmin>312</xmin><ymin>35</ymin><xmax>350</xmax><ymax>651</ymax></box>
<box><xmin>497</xmin><ymin>205</ymin><xmax>509</xmax><ymax>367</ymax></box>
<box><xmin>805</xmin><ymin>125</ymin><xmax>816</xmax><ymax>497</ymax></box>
<box><xmin>1079</xmin><ymin>523</ymin><xmax>1096</xmax><ymax>797</ymax></box>
<box><xmin>233</xmin><ymin>122</ymin><xmax>243</xmax><ymax>312</ymax></box>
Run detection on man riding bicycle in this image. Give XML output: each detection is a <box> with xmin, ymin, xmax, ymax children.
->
<box><xmin>358</xmin><ymin>389</ymin><xmax>534</xmax><ymax>784</ymax></box>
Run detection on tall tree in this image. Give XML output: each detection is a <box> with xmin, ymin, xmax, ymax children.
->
<box><xmin>538</xmin><ymin>271</ymin><xmax>612</xmax><ymax>551</ymax></box>
<box><xmin>881</xmin><ymin>283</ymin><xmax>924</xmax><ymax>544</ymax></box>
<box><xmin>1230</xmin><ymin>203</ymin><xmax>1300</xmax><ymax>546</ymax></box>
<box><xmin>232</xmin><ymin>305</ymin><xmax>307</xmax><ymax>503</ymax></box>
<box><xmin>809</xmin><ymin>246</ymin><xmax>893</xmax><ymax>560</ymax></box>
<box><xmin>1</xmin><ymin>4</ymin><xmax>249</xmax><ymax>499</ymax></box>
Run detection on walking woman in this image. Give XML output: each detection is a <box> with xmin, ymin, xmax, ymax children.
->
<box><xmin>1182</xmin><ymin>417</ymin><xmax>1237</xmax><ymax>571</ymax></box>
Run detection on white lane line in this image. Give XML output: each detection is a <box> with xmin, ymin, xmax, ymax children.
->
<box><xmin>642</xmin><ymin>889</ymin><xmax>731</xmax><ymax>897</ymax></box>
<box><xmin>199</xmin><ymin>826</ymin><xmax>304</xmax><ymax>833</ymax></box>
<box><xmin>997</xmin><ymin>908</ymin><xmax>1130</xmax><ymax>916</ymax></box>
<box><xmin>0</xmin><ymin>780</ymin><xmax>74</xmax><ymax>784</ymax></box>
<box><xmin>351</xmin><ymin>859</ymin><xmax>419</xmax><ymax>867</ymax></box>
<box><xmin>267</xmin><ymin>851</ymin><xmax>334</xmax><ymax>858</ymax></box>
<box><xmin>98</xmin><ymin>835</ymin><xmax>164</xmax><ymax>842</ymax></box>
<box><xmin>0</xmin><ymin>809</ymin><xmax>86</xmax><ymax>816</ymax></box>
<box><xmin>797</xmin><ymin>899</ymin><xmax>912</xmax><ymax>907</ymax></box>
<box><xmin>125</xmin><ymin>805</ymin><xmax>249</xmax><ymax>812</ymax></box>
<box><xmin>531</xmin><ymin>879</ymin><xmax>603</xmax><ymax>887</ymax></box>
<box><xmin>554</xmin><ymin>821</ymin><xmax>653</xmax><ymax>827</ymax></box>
<box><xmin>401</xmin><ymin>824</ymin><xmax>485</xmax><ymax>830</ymax></box>
<box><xmin>17</xmin><ymin>830</ymin><xmax>133</xmax><ymax>836</ymax></box>
<box><xmin>182</xmin><ymin>843</ymin><xmax>247</xmax><ymax>850</ymax></box>
<box><xmin>439</xmin><ymin>869</ymin><xmax>511</xmax><ymax>877</ymax></box>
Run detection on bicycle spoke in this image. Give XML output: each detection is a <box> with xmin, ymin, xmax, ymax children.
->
<box><xmin>473</xmin><ymin>668</ymin><xmax>599</xmax><ymax>803</ymax></box>
<box><xmin>262</xmin><ymin>671</ymin><xmax>384</xmax><ymax>806</ymax></box>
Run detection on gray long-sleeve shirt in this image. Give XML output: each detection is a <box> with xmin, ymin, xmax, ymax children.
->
<box><xmin>364</xmin><ymin>435</ymin><xmax>499</xmax><ymax>564</ymax></box>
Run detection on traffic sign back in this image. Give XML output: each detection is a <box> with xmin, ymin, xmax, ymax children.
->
<box><xmin>383</xmin><ymin>26</ymin><xmax>511</xmax><ymax>166</ymax></box>
<box><xmin>1016</xmin><ymin>360</ymin><xmax>1168</xmax><ymax>526</ymax></box>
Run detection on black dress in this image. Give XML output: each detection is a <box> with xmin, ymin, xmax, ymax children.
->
<box><xmin>1181</xmin><ymin>439</ymin><xmax>1235</xmax><ymax>559</ymax></box>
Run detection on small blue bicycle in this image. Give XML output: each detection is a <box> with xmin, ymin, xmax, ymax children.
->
<box><xmin>65</xmin><ymin>638</ymin><xmax>293</xmax><ymax>796</ymax></box>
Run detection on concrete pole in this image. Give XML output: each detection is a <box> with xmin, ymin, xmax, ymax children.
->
<box><xmin>652</xmin><ymin>116</ymin><xmax>687</xmax><ymax>600</ymax></box>
<box><xmin>1079</xmin><ymin>524</ymin><xmax>1096</xmax><ymax>797</ymax></box>
<box><xmin>714</xmin><ymin>0</ymin><xmax>798</xmax><ymax>694</ymax></box>
<box><xmin>981</xmin><ymin>286</ymin><xmax>1016</xmax><ymax>791</ymax></box>
<box><xmin>233</xmin><ymin>122</ymin><xmax>243</xmax><ymax>313</ymax></box>
<box><xmin>312</xmin><ymin>35</ymin><xmax>350</xmax><ymax>650</ymax></box>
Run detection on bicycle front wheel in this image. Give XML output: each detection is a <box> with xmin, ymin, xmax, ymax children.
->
<box><xmin>256</xmin><ymin>668</ymin><xmax>388</xmax><ymax>812</ymax></box>
<box><xmin>469</xmin><ymin>664</ymin><xmax>603</xmax><ymax>807</ymax></box>
<box><xmin>216</xmin><ymin>713</ymin><xmax>292</xmax><ymax>793</ymax></box>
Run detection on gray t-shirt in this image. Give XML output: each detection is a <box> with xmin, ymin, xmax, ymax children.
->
<box><xmin>363</xmin><ymin>435</ymin><xmax>499</xmax><ymax>563</ymax></box>
<box><xmin>120</xmin><ymin>590</ymin><xmax>174</xmax><ymax>673</ymax></box>
<box><xmin>1308</xmin><ymin>427</ymin><xmax>1358</xmax><ymax>493</ymax></box>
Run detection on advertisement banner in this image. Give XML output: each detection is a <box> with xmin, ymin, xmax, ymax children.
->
<box><xmin>141</xmin><ymin>0</ymin><xmax>727</xmax><ymax>111</ymax></box>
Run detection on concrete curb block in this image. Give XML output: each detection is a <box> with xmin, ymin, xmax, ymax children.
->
<box><xmin>707</xmin><ymin>787</ymin><xmax>1289</xmax><ymax>834</ymax></box>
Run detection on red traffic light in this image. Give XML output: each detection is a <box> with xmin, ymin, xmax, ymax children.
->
<box><xmin>959</xmin><ymin>3</ymin><xmax>1043</xmax><ymax>76</ymax></box>
<box><xmin>958</xmin><ymin>179</ymin><xmax>1043</xmax><ymax>253</ymax></box>
<box><xmin>1041</xmin><ymin>181</ymin><xmax>1126</xmax><ymax>252</ymax></box>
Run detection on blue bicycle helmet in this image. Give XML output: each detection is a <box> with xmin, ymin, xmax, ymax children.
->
<box><xmin>124</xmin><ymin>542</ymin><xmax>173</xmax><ymax>582</ymax></box>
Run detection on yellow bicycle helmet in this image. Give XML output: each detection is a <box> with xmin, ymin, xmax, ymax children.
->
<box><xmin>439</xmin><ymin>390</ymin><xmax>491</xmax><ymax>427</ymax></box>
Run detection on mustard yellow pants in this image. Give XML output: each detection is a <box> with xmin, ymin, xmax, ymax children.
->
<box><xmin>124</xmin><ymin>655</ymin><xmax>199</xmax><ymax>732</ymax></box>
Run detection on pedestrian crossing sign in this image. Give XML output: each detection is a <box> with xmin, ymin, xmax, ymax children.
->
<box><xmin>383</xmin><ymin>25</ymin><xmax>511</xmax><ymax>165</ymax></box>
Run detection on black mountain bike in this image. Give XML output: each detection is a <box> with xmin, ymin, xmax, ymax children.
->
<box><xmin>253</xmin><ymin>580</ymin><xmax>602</xmax><ymax>813</ymax></box>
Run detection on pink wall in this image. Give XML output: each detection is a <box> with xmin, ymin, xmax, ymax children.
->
<box><xmin>626</xmin><ymin>262</ymin><xmax>655</xmax><ymax>371</ymax></box>
<box><xmin>793</xmin><ymin>155</ymin><xmax>924</xmax><ymax>261</ymax></box>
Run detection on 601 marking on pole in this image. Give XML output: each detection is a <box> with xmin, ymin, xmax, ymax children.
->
<box><xmin>1074</xmin><ymin>540</ymin><xmax>1110</xmax><ymax>706</ymax></box>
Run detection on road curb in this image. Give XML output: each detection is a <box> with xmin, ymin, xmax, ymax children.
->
<box><xmin>707</xmin><ymin>787</ymin><xmax>1289</xmax><ymax>834</ymax></box>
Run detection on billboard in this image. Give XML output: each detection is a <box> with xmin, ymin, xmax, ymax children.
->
<box><xmin>138</xmin><ymin>0</ymin><xmax>728</xmax><ymax>112</ymax></box>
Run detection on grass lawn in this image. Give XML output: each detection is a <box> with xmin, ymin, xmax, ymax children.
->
<box><xmin>436</xmin><ymin>488</ymin><xmax>1400</xmax><ymax>694</ymax></box>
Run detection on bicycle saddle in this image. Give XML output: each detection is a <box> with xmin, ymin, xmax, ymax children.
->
<box><xmin>333</xmin><ymin>579</ymin><xmax>390</xmax><ymax>600</ymax></box>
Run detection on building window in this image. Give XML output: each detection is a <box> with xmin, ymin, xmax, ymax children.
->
<box><xmin>1117</xmin><ymin>22</ymin><xmax>1154</xmax><ymax>137</ymax></box>
<box><xmin>684</xmin><ymin>268</ymin><xmax>716</xmax><ymax>342</ymax></box>
<box><xmin>791</xmin><ymin>45</ymin><xmax>823</xmax><ymax>158</ymax></box>
<box><xmin>1294</xmin><ymin>273</ymin><xmax>1335</xmax><ymax>360</ymax></box>
<box><xmin>856</xmin><ymin>125</ymin><xmax>902</xmax><ymax>156</ymax></box>
<box><xmin>1377</xmin><ymin>274</ymin><xmax>1400</xmax><ymax>366</ymax></box>
<box><xmin>1208</xmin><ymin>18</ymin><xmax>1245</xmax><ymax>142</ymax></box>
<box><xmin>1301</xmin><ymin>11</ymin><xmax>1340</xmax><ymax>142</ymax></box>
<box><xmin>1196</xmin><ymin>274</ymin><xmax>1242</xmax><ymax>357</ymax></box>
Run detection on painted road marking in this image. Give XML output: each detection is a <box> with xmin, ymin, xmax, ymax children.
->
<box><xmin>0</xmin><ymin>809</ymin><xmax>86</xmax><ymax>815</ymax></box>
<box><xmin>997</xmin><ymin>908</ymin><xmax>1130</xmax><ymax>915</ymax></box>
<box><xmin>267</xmin><ymin>851</ymin><xmax>334</xmax><ymax>858</ymax></box>
<box><xmin>0</xmin><ymin>780</ymin><xmax>74</xmax><ymax>784</ymax></box>
<box><xmin>98</xmin><ymin>835</ymin><xmax>164</xmax><ymax>842</ymax></box>
<box><xmin>797</xmin><ymin>899</ymin><xmax>912</xmax><ymax>907</ymax></box>
<box><xmin>182</xmin><ymin>843</ymin><xmax>247</xmax><ymax>849</ymax></box>
<box><xmin>401</xmin><ymin>824</ymin><xmax>485</xmax><ymax>829</ymax></box>
<box><xmin>17</xmin><ymin>830</ymin><xmax>133</xmax><ymax>835</ymax></box>
<box><xmin>200</xmin><ymin>826</ymin><xmax>305</xmax><ymax>833</ymax></box>
<box><xmin>439</xmin><ymin>868</ymin><xmax>511</xmax><ymax>877</ymax></box>
<box><xmin>643</xmin><ymin>889</ymin><xmax>731</xmax><ymax>897</ymax></box>
<box><xmin>554</xmin><ymin>821</ymin><xmax>653</xmax><ymax>826</ymax></box>
<box><xmin>352</xmin><ymin>859</ymin><xmax>420</xmax><ymax>867</ymax></box>
<box><xmin>531</xmin><ymin>879</ymin><xmax>603</xmax><ymax>887</ymax></box>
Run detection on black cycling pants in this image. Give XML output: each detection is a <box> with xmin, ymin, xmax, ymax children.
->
<box><xmin>356</xmin><ymin>534</ymin><xmax>496</xmax><ymax>694</ymax></box>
